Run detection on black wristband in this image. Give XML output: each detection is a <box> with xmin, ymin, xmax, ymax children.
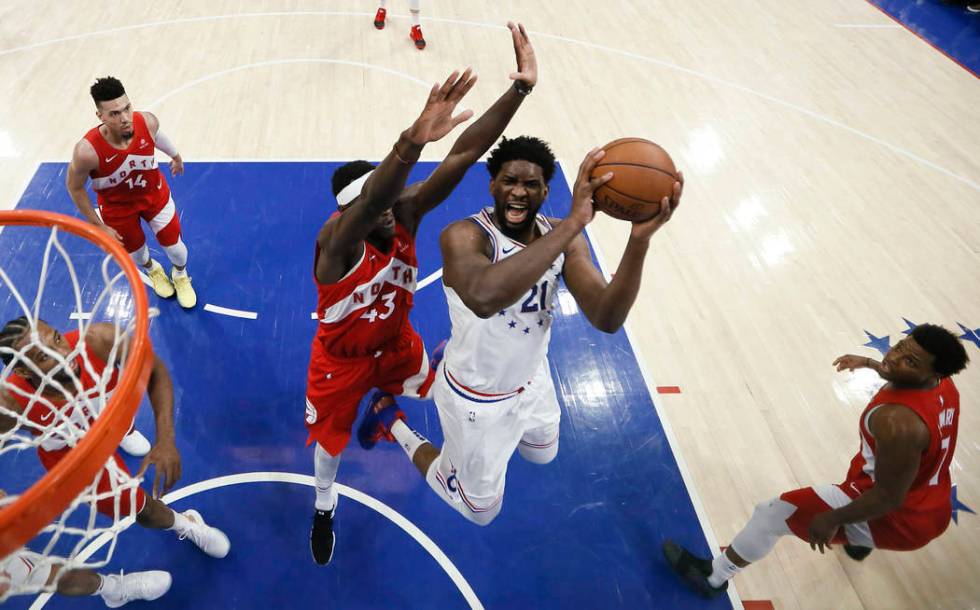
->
<box><xmin>513</xmin><ymin>80</ymin><xmax>533</xmax><ymax>96</ymax></box>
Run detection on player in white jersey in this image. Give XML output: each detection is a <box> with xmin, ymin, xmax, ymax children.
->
<box><xmin>358</xmin><ymin>136</ymin><xmax>683</xmax><ymax>524</ymax></box>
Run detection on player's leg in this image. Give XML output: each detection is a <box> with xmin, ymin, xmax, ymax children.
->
<box><xmin>517</xmin><ymin>364</ymin><xmax>561</xmax><ymax>465</ymax></box>
<box><xmin>663</xmin><ymin>484</ymin><xmax>863</xmax><ymax>598</ymax></box>
<box><xmin>1</xmin><ymin>550</ymin><xmax>170</xmax><ymax>605</ymax></box>
<box><xmin>98</xmin><ymin>205</ymin><xmax>174</xmax><ymax>299</ymax></box>
<box><xmin>87</xmin><ymin>453</ymin><xmax>230</xmax><ymax>558</ymax></box>
<box><xmin>144</xmin><ymin>196</ymin><xmax>195</xmax><ymax>308</ymax></box>
<box><xmin>374</xmin><ymin>0</ymin><xmax>387</xmax><ymax>29</ymax></box>
<box><xmin>304</xmin><ymin>347</ymin><xmax>371</xmax><ymax>565</ymax></box>
<box><xmin>409</xmin><ymin>0</ymin><xmax>425</xmax><ymax>49</ymax></box>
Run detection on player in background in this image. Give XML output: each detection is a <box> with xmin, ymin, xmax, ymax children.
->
<box><xmin>374</xmin><ymin>0</ymin><xmax>427</xmax><ymax>50</ymax></box>
<box><xmin>0</xmin><ymin>318</ymin><xmax>231</xmax><ymax>564</ymax></box>
<box><xmin>66</xmin><ymin>77</ymin><xmax>197</xmax><ymax>309</ymax></box>
<box><xmin>663</xmin><ymin>324</ymin><xmax>969</xmax><ymax>597</ymax></box>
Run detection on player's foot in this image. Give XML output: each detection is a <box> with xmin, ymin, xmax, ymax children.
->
<box><xmin>310</xmin><ymin>505</ymin><xmax>336</xmax><ymax>565</ymax></box>
<box><xmin>410</xmin><ymin>25</ymin><xmax>426</xmax><ymax>50</ymax></box>
<box><xmin>662</xmin><ymin>540</ymin><xmax>729</xmax><ymax>599</ymax></box>
<box><xmin>374</xmin><ymin>7</ymin><xmax>386</xmax><ymax>29</ymax></box>
<box><xmin>843</xmin><ymin>544</ymin><xmax>873</xmax><ymax>561</ymax></box>
<box><xmin>177</xmin><ymin>509</ymin><xmax>230</xmax><ymax>558</ymax></box>
<box><xmin>171</xmin><ymin>269</ymin><xmax>197</xmax><ymax>309</ymax></box>
<box><xmin>118</xmin><ymin>428</ymin><xmax>151</xmax><ymax>457</ymax></box>
<box><xmin>357</xmin><ymin>391</ymin><xmax>406</xmax><ymax>449</ymax></box>
<box><xmin>429</xmin><ymin>339</ymin><xmax>447</xmax><ymax>372</ymax></box>
<box><xmin>145</xmin><ymin>260</ymin><xmax>175</xmax><ymax>299</ymax></box>
<box><xmin>101</xmin><ymin>570</ymin><xmax>172</xmax><ymax>608</ymax></box>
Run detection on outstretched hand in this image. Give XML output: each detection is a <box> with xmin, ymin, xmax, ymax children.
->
<box><xmin>507</xmin><ymin>22</ymin><xmax>537</xmax><ymax>88</ymax></box>
<box><xmin>137</xmin><ymin>440</ymin><xmax>182</xmax><ymax>498</ymax></box>
<box><xmin>630</xmin><ymin>171</ymin><xmax>683</xmax><ymax>241</ymax></box>
<box><xmin>408</xmin><ymin>69</ymin><xmax>479</xmax><ymax>145</ymax></box>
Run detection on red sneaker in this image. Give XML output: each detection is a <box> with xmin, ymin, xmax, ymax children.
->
<box><xmin>410</xmin><ymin>25</ymin><xmax>426</xmax><ymax>50</ymax></box>
<box><xmin>373</xmin><ymin>8</ymin><xmax>386</xmax><ymax>29</ymax></box>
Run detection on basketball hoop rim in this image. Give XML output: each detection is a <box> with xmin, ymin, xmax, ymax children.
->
<box><xmin>0</xmin><ymin>210</ymin><xmax>152</xmax><ymax>560</ymax></box>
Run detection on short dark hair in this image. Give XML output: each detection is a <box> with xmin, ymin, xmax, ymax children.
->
<box><xmin>486</xmin><ymin>136</ymin><xmax>556</xmax><ymax>183</ymax></box>
<box><xmin>912</xmin><ymin>324</ymin><xmax>969</xmax><ymax>377</ymax></box>
<box><xmin>90</xmin><ymin>77</ymin><xmax>126</xmax><ymax>107</ymax></box>
<box><xmin>0</xmin><ymin>316</ymin><xmax>31</xmax><ymax>367</ymax></box>
<box><xmin>332</xmin><ymin>161</ymin><xmax>375</xmax><ymax>199</ymax></box>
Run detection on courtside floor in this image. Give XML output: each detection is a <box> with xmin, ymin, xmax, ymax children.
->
<box><xmin>1</xmin><ymin>161</ymin><xmax>738</xmax><ymax>609</ymax></box>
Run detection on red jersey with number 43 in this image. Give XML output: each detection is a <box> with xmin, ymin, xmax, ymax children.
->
<box><xmin>313</xmin><ymin>221</ymin><xmax>418</xmax><ymax>359</ymax></box>
<box><xmin>83</xmin><ymin>112</ymin><xmax>169</xmax><ymax>208</ymax></box>
<box><xmin>843</xmin><ymin>378</ymin><xmax>959</xmax><ymax>517</ymax></box>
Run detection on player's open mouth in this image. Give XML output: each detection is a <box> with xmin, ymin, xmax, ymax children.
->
<box><xmin>505</xmin><ymin>202</ymin><xmax>528</xmax><ymax>224</ymax></box>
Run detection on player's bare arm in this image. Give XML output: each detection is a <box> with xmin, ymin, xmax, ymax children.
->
<box><xmin>399</xmin><ymin>22</ymin><xmax>536</xmax><ymax>230</ymax></box>
<box><xmin>834</xmin><ymin>353</ymin><xmax>887</xmax><ymax>376</ymax></box>
<box><xmin>441</xmin><ymin>148</ymin><xmax>611</xmax><ymax>317</ymax></box>
<box><xmin>85</xmin><ymin>323</ymin><xmax>180</xmax><ymax>498</ymax></box>
<box><xmin>807</xmin><ymin>404</ymin><xmax>929</xmax><ymax>553</ymax></box>
<box><xmin>315</xmin><ymin>68</ymin><xmax>477</xmax><ymax>284</ymax></box>
<box><xmin>0</xmin><ymin>386</ymin><xmax>22</xmax><ymax>434</ymax></box>
<box><xmin>142</xmin><ymin>111</ymin><xmax>183</xmax><ymax>177</ymax></box>
<box><xmin>562</xmin><ymin>175</ymin><xmax>682</xmax><ymax>333</ymax></box>
<box><xmin>65</xmin><ymin>140</ymin><xmax>122</xmax><ymax>243</ymax></box>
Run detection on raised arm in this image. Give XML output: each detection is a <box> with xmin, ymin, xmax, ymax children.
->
<box><xmin>400</xmin><ymin>22</ymin><xmax>537</xmax><ymax>228</ymax></box>
<box><xmin>318</xmin><ymin>69</ymin><xmax>477</xmax><ymax>263</ymax></box>
<box><xmin>562</xmin><ymin>175</ymin><xmax>682</xmax><ymax>333</ymax></box>
<box><xmin>441</xmin><ymin>148</ymin><xmax>610</xmax><ymax>317</ymax></box>
<box><xmin>65</xmin><ymin>141</ymin><xmax>122</xmax><ymax>243</ymax></box>
<box><xmin>142</xmin><ymin>111</ymin><xmax>183</xmax><ymax>176</ymax></box>
<box><xmin>86</xmin><ymin>323</ymin><xmax>180</xmax><ymax>498</ymax></box>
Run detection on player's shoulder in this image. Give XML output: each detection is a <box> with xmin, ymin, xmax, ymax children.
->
<box><xmin>71</xmin><ymin>138</ymin><xmax>98</xmax><ymax>163</ymax></box>
<box><xmin>137</xmin><ymin>111</ymin><xmax>158</xmax><ymax>132</ymax></box>
<box><xmin>869</xmin><ymin>403</ymin><xmax>931</xmax><ymax>446</ymax></box>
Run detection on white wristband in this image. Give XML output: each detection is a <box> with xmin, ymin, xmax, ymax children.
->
<box><xmin>154</xmin><ymin>129</ymin><xmax>179</xmax><ymax>158</ymax></box>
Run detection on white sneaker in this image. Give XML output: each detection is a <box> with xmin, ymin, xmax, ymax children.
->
<box><xmin>177</xmin><ymin>509</ymin><xmax>231</xmax><ymax>558</ymax></box>
<box><xmin>118</xmin><ymin>429</ymin><xmax>151</xmax><ymax>457</ymax></box>
<box><xmin>101</xmin><ymin>570</ymin><xmax>172</xmax><ymax>608</ymax></box>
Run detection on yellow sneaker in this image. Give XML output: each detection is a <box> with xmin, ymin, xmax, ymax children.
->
<box><xmin>145</xmin><ymin>260</ymin><xmax>175</xmax><ymax>299</ymax></box>
<box><xmin>171</xmin><ymin>270</ymin><xmax>197</xmax><ymax>309</ymax></box>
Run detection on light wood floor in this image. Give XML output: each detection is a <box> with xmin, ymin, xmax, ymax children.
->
<box><xmin>1</xmin><ymin>1</ymin><xmax>977</xmax><ymax>608</ymax></box>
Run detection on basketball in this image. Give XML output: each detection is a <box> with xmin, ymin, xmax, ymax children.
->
<box><xmin>591</xmin><ymin>138</ymin><xmax>678</xmax><ymax>222</ymax></box>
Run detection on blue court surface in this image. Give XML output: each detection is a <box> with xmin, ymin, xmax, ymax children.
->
<box><xmin>866</xmin><ymin>0</ymin><xmax>980</xmax><ymax>76</ymax></box>
<box><xmin>2</xmin><ymin>161</ymin><xmax>736</xmax><ymax>609</ymax></box>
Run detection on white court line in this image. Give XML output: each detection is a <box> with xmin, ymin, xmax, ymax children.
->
<box><xmin>3</xmin><ymin>12</ymin><xmax>976</xmax><ymax>192</ymax></box>
<box><xmin>146</xmin><ymin>58</ymin><xmax>429</xmax><ymax>110</ymax></box>
<box><xmin>561</xmin><ymin>163</ymin><xmax>743</xmax><ymax>610</ymax></box>
<box><xmin>203</xmin><ymin>304</ymin><xmax>258</xmax><ymax>319</ymax></box>
<box><xmin>834</xmin><ymin>24</ymin><xmax>901</xmax><ymax>29</ymax></box>
<box><xmin>417</xmin><ymin>268</ymin><xmax>443</xmax><ymax>291</ymax></box>
<box><xmin>28</xmin><ymin>472</ymin><xmax>483</xmax><ymax>610</ymax></box>
<box><xmin>68</xmin><ymin>311</ymin><xmax>92</xmax><ymax>320</ymax></box>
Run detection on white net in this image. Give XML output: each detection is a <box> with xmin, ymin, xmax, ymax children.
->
<box><xmin>0</xmin><ymin>221</ymin><xmax>153</xmax><ymax>600</ymax></box>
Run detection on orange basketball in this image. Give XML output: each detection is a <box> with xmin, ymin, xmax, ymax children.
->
<box><xmin>591</xmin><ymin>138</ymin><xmax>677</xmax><ymax>222</ymax></box>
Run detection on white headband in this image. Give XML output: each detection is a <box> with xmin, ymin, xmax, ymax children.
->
<box><xmin>336</xmin><ymin>170</ymin><xmax>374</xmax><ymax>208</ymax></box>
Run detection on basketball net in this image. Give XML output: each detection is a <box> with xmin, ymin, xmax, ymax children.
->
<box><xmin>0</xmin><ymin>213</ymin><xmax>154</xmax><ymax>600</ymax></box>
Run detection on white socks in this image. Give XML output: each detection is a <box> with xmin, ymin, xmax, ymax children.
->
<box><xmin>163</xmin><ymin>238</ymin><xmax>188</xmax><ymax>268</ymax></box>
<box><xmin>167</xmin><ymin>509</ymin><xmax>191</xmax><ymax>534</ymax></box>
<box><xmin>96</xmin><ymin>573</ymin><xmax>119</xmax><ymax>598</ymax></box>
<box><xmin>314</xmin><ymin>444</ymin><xmax>341</xmax><ymax>512</ymax></box>
<box><xmin>708</xmin><ymin>552</ymin><xmax>741</xmax><ymax>588</ymax></box>
<box><xmin>132</xmin><ymin>244</ymin><xmax>151</xmax><ymax>266</ymax></box>
<box><xmin>390</xmin><ymin>419</ymin><xmax>427</xmax><ymax>460</ymax></box>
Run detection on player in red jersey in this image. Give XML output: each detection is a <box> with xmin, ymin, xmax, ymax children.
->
<box><xmin>663</xmin><ymin>323</ymin><xmax>969</xmax><ymax>597</ymax></box>
<box><xmin>373</xmin><ymin>0</ymin><xmax>427</xmax><ymax>50</ymax></box>
<box><xmin>306</xmin><ymin>23</ymin><xmax>538</xmax><ymax>565</ymax></box>
<box><xmin>66</xmin><ymin>77</ymin><xmax>197</xmax><ymax>309</ymax></box>
<box><xmin>0</xmin><ymin>317</ymin><xmax>231</xmax><ymax>562</ymax></box>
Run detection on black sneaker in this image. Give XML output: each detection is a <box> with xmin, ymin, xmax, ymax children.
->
<box><xmin>662</xmin><ymin>540</ymin><xmax>729</xmax><ymax>598</ymax></box>
<box><xmin>310</xmin><ymin>507</ymin><xmax>335</xmax><ymax>565</ymax></box>
<box><xmin>843</xmin><ymin>544</ymin><xmax>873</xmax><ymax>561</ymax></box>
